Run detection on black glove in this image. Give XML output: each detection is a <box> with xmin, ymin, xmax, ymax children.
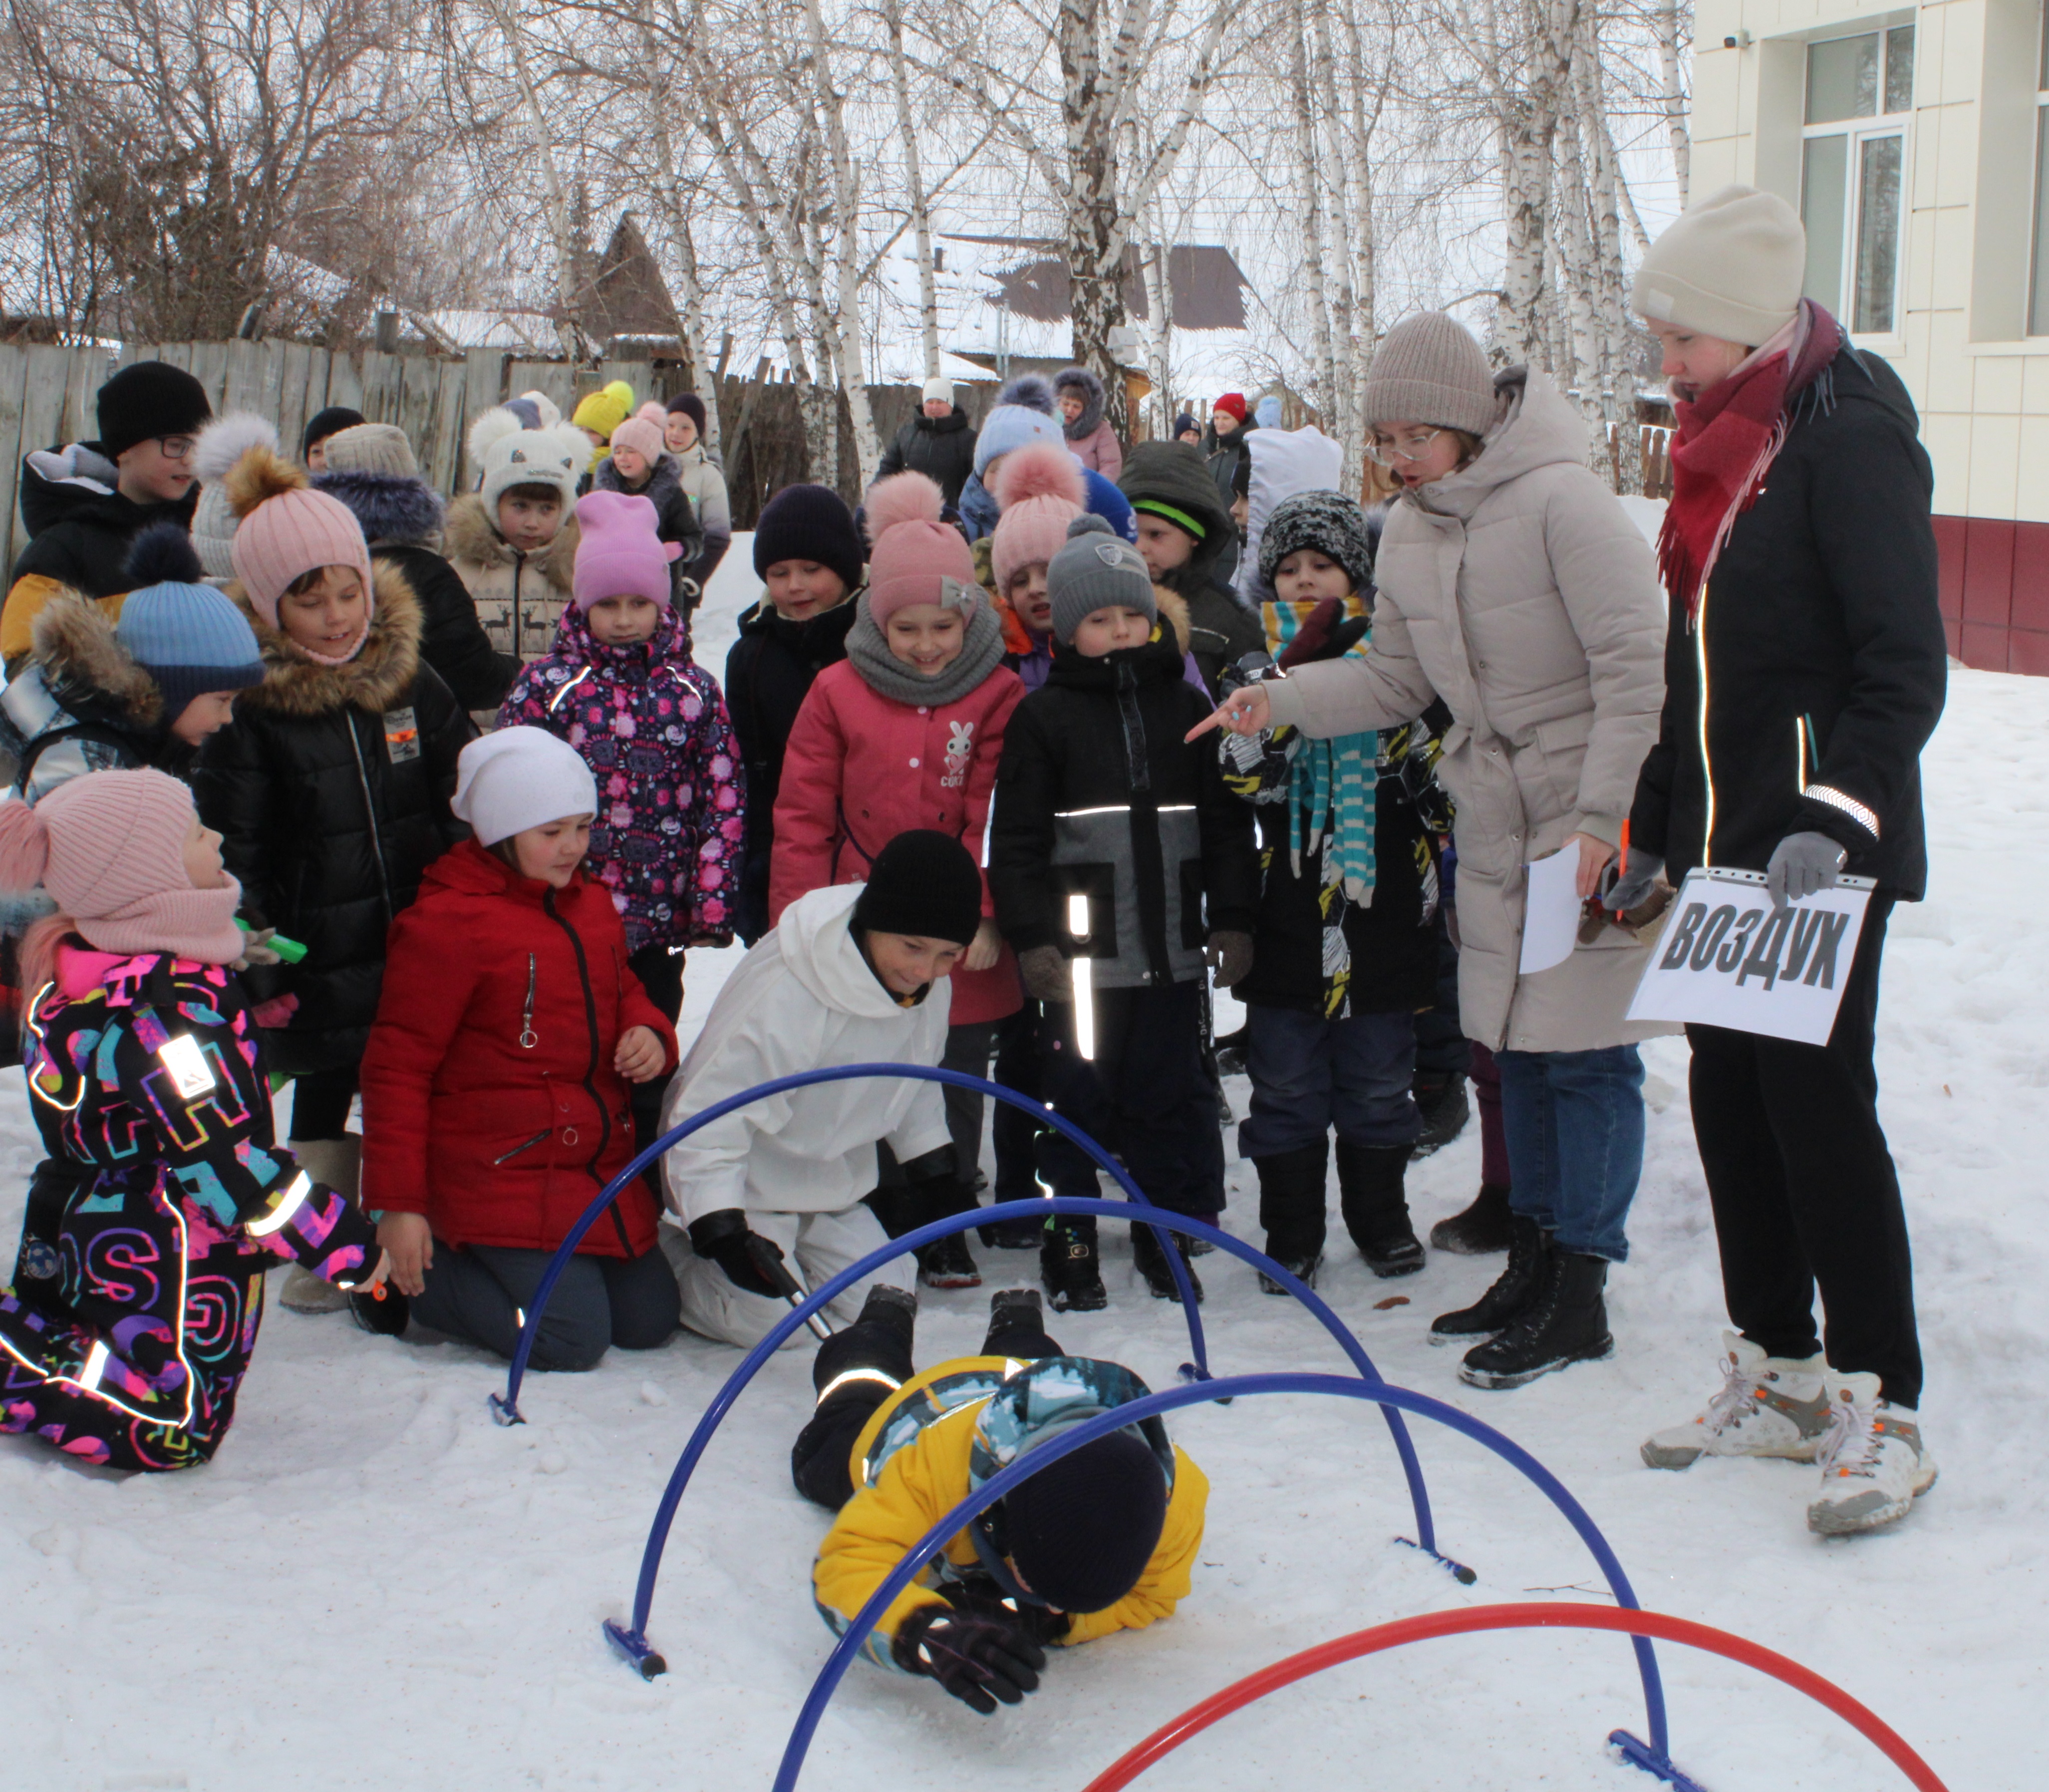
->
<box><xmin>890</xmin><ymin>1604</ymin><xmax>1046</xmax><ymax>1714</ymax></box>
<box><xmin>687</xmin><ymin>1208</ymin><xmax>792</xmax><ymax>1298</ymax></box>
<box><xmin>942</xmin><ymin>1579</ymin><xmax>1074</xmax><ymax>1647</ymax></box>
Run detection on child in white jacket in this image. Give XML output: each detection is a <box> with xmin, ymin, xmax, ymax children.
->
<box><xmin>660</xmin><ymin>830</ymin><xmax>985</xmax><ymax>1347</ymax></box>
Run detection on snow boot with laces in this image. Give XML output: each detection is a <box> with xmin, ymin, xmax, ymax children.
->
<box><xmin>1642</xmin><ymin>1333</ymin><xmax>1831</xmax><ymax>1469</ymax></box>
<box><xmin>1806</xmin><ymin>1371</ymin><xmax>1939</xmax><ymax>1536</ymax></box>
<box><xmin>1459</xmin><ymin>1249</ymin><xmax>1613</xmax><ymax>1389</ymax></box>
<box><xmin>1132</xmin><ymin>1222</ymin><xmax>1204</xmax><ymax>1303</ymax></box>
<box><xmin>1430</xmin><ymin>1181</ymin><xmax>1515</xmax><ymax>1255</ymax></box>
<box><xmin>1336</xmin><ymin>1141</ymin><xmax>1423</xmax><ymax>1277</ymax></box>
<box><xmin>1430</xmin><ymin>1214</ymin><xmax>1547</xmax><ymax>1344</ymax></box>
<box><xmin>1254</xmin><ymin>1140</ymin><xmax>1329</xmax><ymax>1294</ymax></box>
<box><xmin>1041</xmin><ymin>1216</ymin><xmax>1107</xmax><ymax>1313</ymax></box>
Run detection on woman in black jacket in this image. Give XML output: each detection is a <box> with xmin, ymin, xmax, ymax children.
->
<box><xmin>193</xmin><ymin>442</ymin><xmax>471</xmax><ymax>1312</ymax></box>
<box><xmin>876</xmin><ymin>380</ymin><xmax>978</xmax><ymax>508</ymax></box>
<box><xmin>1619</xmin><ymin>187</ymin><xmax>1947</xmax><ymax>1537</ymax></box>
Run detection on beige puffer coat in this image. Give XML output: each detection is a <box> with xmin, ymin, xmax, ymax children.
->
<box><xmin>1264</xmin><ymin>370</ymin><xmax>1669</xmax><ymax>1053</ymax></box>
<box><xmin>442</xmin><ymin>493</ymin><xmax>581</xmax><ymax>665</ymax></box>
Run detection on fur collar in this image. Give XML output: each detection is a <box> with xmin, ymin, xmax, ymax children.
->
<box><xmin>1055</xmin><ymin>366</ymin><xmax>1107</xmax><ymax>442</ymax></box>
<box><xmin>30</xmin><ymin>586</ymin><xmax>164</xmax><ymax>727</ymax></box>
<box><xmin>314</xmin><ymin>469</ymin><xmax>445</xmax><ymax>549</ymax></box>
<box><xmin>442</xmin><ymin>492</ymin><xmax>580</xmax><ymax>590</ymax></box>
<box><xmin>1153</xmin><ymin>585</ymin><xmax>1192</xmax><ymax>653</ymax></box>
<box><xmin>593</xmin><ymin>451</ymin><xmax>684</xmax><ymax>512</ymax></box>
<box><xmin>229</xmin><ymin>560</ymin><xmax>426</xmax><ymax>717</ymax></box>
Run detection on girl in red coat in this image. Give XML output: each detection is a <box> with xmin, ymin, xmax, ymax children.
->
<box><xmin>771</xmin><ymin>472</ymin><xmax>1024</xmax><ymax>1289</ymax></box>
<box><xmin>360</xmin><ymin>727</ymin><xmax>681</xmax><ymax>1371</ymax></box>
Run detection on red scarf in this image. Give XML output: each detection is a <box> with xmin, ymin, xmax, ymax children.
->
<box><xmin>1659</xmin><ymin>301</ymin><xmax>1841</xmax><ymax>622</ymax></box>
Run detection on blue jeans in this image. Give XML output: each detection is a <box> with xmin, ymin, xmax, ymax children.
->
<box><xmin>1495</xmin><ymin>1046</ymin><xmax>1645</xmax><ymax>1263</ymax></box>
<box><xmin>1238</xmin><ymin>1004</ymin><xmax>1420</xmax><ymax>1159</ymax></box>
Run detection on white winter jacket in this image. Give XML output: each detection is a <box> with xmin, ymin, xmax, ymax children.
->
<box><xmin>659</xmin><ymin>882</ymin><xmax>952</xmax><ymax>1227</ymax></box>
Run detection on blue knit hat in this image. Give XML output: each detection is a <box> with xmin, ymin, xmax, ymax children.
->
<box><xmin>972</xmin><ymin>404</ymin><xmax>1067</xmax><ymax>478</ymax></box>
<box><xmin>753</xmin><ymin>483</ymin><xmax>866</xmax><ymax>595</ymax></box>
<box><xmin>116</xmin><ymin>525</ymin><xmax>266</xmax><ymax>716</ymax></box>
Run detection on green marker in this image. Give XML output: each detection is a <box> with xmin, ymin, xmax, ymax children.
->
<box><xmin>239</xmin><ymin>920</ymin><xmax>308</xmax><ymax>964</ymax></box>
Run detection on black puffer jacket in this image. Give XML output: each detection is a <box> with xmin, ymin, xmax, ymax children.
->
<box><xmin>315</xmin><ymin>466</ymin><xmax>517</xmax><ymax>714</ymax></box>
<box><xmin>591</xmin><ymin>451</ymin><xmax>704</xmax><ymax>607</ymax></box>
<box><xmin>1628</xmin><ymin>341</ymin><xmax>1948</xmax><ymax>899</ymax></box>
<box><xmin>990</xmin><ymin>629</ymin><xmax>1258</xmax><ymax>987</ymax></box>
<box><xmin>877</xmin><ymin>406</ymin><xmax>978</xmax><ymax>507</ymax></box>
<box><xmin>192</xmin><ymin>564</ymin><xmax>473</xmax><ymax>1076</ymax></box>
<box><xmin>1119</xmin><ymin>441</ymin><xmax>1263</xmax><ymax>696</ymax></box>
<box><xmin>723</xmin><ymin>592</ymin><xmax>861</xmax><ymax>943</ymax></box>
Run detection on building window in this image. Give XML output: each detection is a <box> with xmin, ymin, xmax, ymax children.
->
<box><xmin>2031</xmin><ymin>2</ymin><xmax>2049</xmax><ymax>333</ymax></box>
<box><xmin>1800</xmin><ymin>25</ymin><xmax>1912</xmax><ymax>335</ymax></box>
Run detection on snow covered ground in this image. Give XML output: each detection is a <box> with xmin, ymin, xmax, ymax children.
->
<box><xmin>1</xmin><ymin>549</ymin><xmax>2042</xmax><ymax>1791</ymax></box>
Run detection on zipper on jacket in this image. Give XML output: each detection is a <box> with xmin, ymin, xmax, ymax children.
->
<box><xmin>1692</xmin><ymin>577</ymin><xmax>1715</xmax><ymax>866</ymax></box>
<box><xmin>543</xmin><ymin>887</ymin><xmax>628</xmax><ymax>1253</ymax></box>
<box><xmin>520</xmin><ymin>953</ymin><xmax>538</xmax><ymax>1048</ymax></box>
<box><xmin>494</xmin><ymin>1128</ymin><xmax>551</xmax><ymax>1165</ymax></box>
<box><xmin>347</xmin><ymin>714</ymin><xmax>395</xmax><ymax>921</ymax></box>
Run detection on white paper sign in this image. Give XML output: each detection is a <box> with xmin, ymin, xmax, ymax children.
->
<box><xmin>1519</xmin><ymin>850</ymin><xmax>1585</xmax><ymax>976</ymax></box>
<box><xmin>1625</xmin><ymin>868</ymin><xmax>1873</xmax><ymax>1045</ymax></box>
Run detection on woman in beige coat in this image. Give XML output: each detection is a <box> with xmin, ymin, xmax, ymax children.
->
<box><xmin>1196</xmin><ymin>312</ymin><xmax>1668</xmax><ymax>1390</ymax></box>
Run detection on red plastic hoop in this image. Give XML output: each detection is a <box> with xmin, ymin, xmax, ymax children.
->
<box><xmin>1081</xmin><ymin>1602</ymin><xmax>1949</xmax><ymax>1792</ymax></box>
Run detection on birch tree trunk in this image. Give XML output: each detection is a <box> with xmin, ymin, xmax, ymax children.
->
<box><xmin>1656</xmin><ymin>0</ymin><xmax>1691</xmax><ymax>207</ymax></box>
<box><xmin>1058</xmin><ymin>0</ymin><xmax>1132</xmax><ymax>440</ymax></box>
<box><xmin>635</xmin><ymin>1</ymin><xmax>713</xmax><ymax>411</ymax></box>
<box><xmin>880</xmin><ymin>0</ymin><xmax>942</xmax><ymax>378</ymax></box>
<box><xmin>1310</xmin><ymin>0</ymin><xmax>1359</xmax><ymax>462</ymax></box>
<box><xmin>480</xmin><ymin>0</ymin><xmax>587</xmax><ymax>358</ymax></box>
<box><xmin>1288</xmin><ymin>0</ymin><xmax>1338</xmax><ymax>432</ymax></box>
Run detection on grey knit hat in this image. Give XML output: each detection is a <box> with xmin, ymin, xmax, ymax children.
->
<box><xmin>1632</xmin><ymin>185</ymin><xmax>1805</xmax><ymax>347</ymax></box>
<box><xmin>1048</xmin><ymin>514</ymin><xmax>1156</xmax><ymax>645</ymax></box>
<box><xmin>1259</xmin><ymin>492</ymin><xmax>1376</xmax><ymax>596</ymax></box>
<box><xmin>320</xmin><ymin>422</ymin><xmax>418</xmax><ymax>481</ymax></box>
<box><xmin>1359</xmin><ymin>312</ymin><xmax>1499</xmax><ymax>435</ymax></box>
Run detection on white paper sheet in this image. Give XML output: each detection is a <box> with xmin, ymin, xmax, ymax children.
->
<box><xmin>1518</xmin><ymin>850</ymin><xmax>1585</xmax><ymax>975</ymax></box>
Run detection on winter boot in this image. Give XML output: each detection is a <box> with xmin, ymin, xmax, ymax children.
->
<box><xmin>1459</xmin><ymin>1250</ymin><xmax>1613</xmax><ymax>1390</ymax></box>
<box><xmin>1336</xmin><ymin>1142</ymin><xmax>1423</xmax><ymax>1278</ymax></box>
<box><xmin>349</xmin><ymin>1281</ymin><xmax>410</xmax><ymax>1337</ymax></box>
<box><xmin>1641</xmin><ymin>1333</ymin><xmax>1832</xmax><ymax>1470</ymax></box>
<box><xmin>1806</xmin><ymin>1372</ymin><xmax>1939</xmax><ymax>1536</ymax></box>
<box><xmin>1132</xmin><ymin>1222</ymin><xmax>1204</xmax><ymax>1304</ymax></box>
<box><xmin>1409</xmin><ymin>1072</ymin><xmax>1470</xmax><ymax>1159</ymax></box>
<box><xmin>1254</xmin><ymin>1141</ymin><xmax>1329</xmax><ymax>1295</ymax></box>
<box><xmin>983</xmin><ymin>1286</ymin><xmax>1052</xmax><ymax>1356</ymax></box>
<box><xmin>914</xmin><ymin>1180</ymin><xmax>982</xmax><ymax>1290</ymax></box>
<box><xmin>1041</xmin><ymin>1216</ymin><xmax>1106</xmax><ymax>1313</ymax></box>
<box><xmin>979</xmin><ymin>1212</ymin><xmax>1046</xmax><ymax>1250</ymax></box>
<box><xmin>813</xmin><ymin>1284</ymin><xmax>918</xmax><ymax>1398</ymax></box>
<box><xmin>1430</xmin><ymin>1182</ymin><xmax>1515</xmax><ymax>1255</ymax></box>
<box><xmin>279</xmin><ymin>1137</ymin><xmax>361</xmax><ymax>1314</ymax></box>
<box><xmin>1430</xmin><ymin>1214</ymin><xmax>1547</xmax><ymax>1345</ymax></box>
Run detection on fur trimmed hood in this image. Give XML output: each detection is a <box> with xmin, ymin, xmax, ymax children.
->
<box><xmin>1055</xmin><ymin>365</ymin><xmax>1107</xmax><ymax>442</ymax></box>
<box><xmin>1153</xmin><ymin>585</ymin><xmax>1192</xmax><ymax>654</ymax></box>
<box><xmin>27</xmin><ymin>585</ymin><xmax>165</xmax><ymax>727</ymax></box>
<box><xmin>442</xmin><ymin>491</ymin><xmax>580</xmax><ymax>589</ymax></box>
<box><xmin>592</xmin><ymin>447</ymin><xmax>685</xmax><ymax>512</ymax></box>
<box><xmin>229</xmin><ymin>558</ymin><xmax>426</xmax><ymax>717</ymax></box>
<box><xmin>314</xmin><ymin>467</ymin><xmax>445</xmax><ymax>549</ymax></box>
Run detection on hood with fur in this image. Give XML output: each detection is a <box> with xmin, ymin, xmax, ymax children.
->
<box><xmin>27</xmin><ymin>585</ymin><xmax>165</xmax><ymax>728</ymax></box>
<box><xmin>442</xmin><ymin>491</ymin><xmax>581</xmax><ymax>586</ymax></box>
<box><xmin>228</xmin><ymin>558</ymin><xmax>426</xmax><ymax>718</ymax></box>
<box><xmin>314</xmin><ymin>467</ymin><xmax>445</xmax><ymax>549</ymax></box>
<box><xmin>1054</xmin><ymin>366</ymin><xmax>1107</xmax><ymax>442</ymax></box>
<box><xmin>592</xmin><ymin>447</ymin><xmax>685</xmax><ymax>513</ymax></box>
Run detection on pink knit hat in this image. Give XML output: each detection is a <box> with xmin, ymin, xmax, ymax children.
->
<box><xmin>224</xmin><ymin>444</ymin><xmax>376</xmax><ymax>664</ymax></box>
<box><xmin>991</xmin><ymin>443</ymin><xmax>1086</xmax><ymax>594</ymax></box>
<box><xmin>0</xmin><ymin>770</ymin><xmax>245</xmax><ymax>964</ymax></box>
<box><xmin>863</xmin><ymin>472</ymin><xmax>978</xmax><ymax>624</ymax></box>
<box><xmin>635</xmin><ymin>401</ymin><xmax>669</xmax><ymax>428</ymax></box>
<box><xmin>608</xmin><ymin>417</ymin><xmax>665</xmax><ymax>466</ymax></box>
<box><xmin>573</xmin><ymin>490</ymin><xmax>680</xmax><ymax>611</ymax></box>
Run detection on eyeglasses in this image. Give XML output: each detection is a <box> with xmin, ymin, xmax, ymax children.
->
<box><xmin>157</xmin><ymin>435</ymin><xmax>198</xmax><ymax>461</ymax></box>
<box><xmin>1365</xmin><ymin>428</ymin><xmax>1445</xmax><ymax>467</ymax></box>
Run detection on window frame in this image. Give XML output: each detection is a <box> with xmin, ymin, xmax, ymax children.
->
<box><xmin>1798</xmin><ymin>24</ymin><xmax>1914</xmax><ymax>338</ymax></box>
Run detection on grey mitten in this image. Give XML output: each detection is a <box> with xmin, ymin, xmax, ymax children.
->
<box><xmin>1205</xmin><ymin>929</ymin><xmax>1255</xmax><ymax>988</ymax></box>
<box><xmin>1017</xmin><ymin>944</ymin><xmax>1072</xmax><ymax>1006</ymax></box>
<box><xmin>1605</xmin><ymin>853</ymin><xmax>1664</xmax><ymax>913</ymax></box>
<box><xmin>1765</xmin><ymin>831</ymin><xmax>1848</xmax><ymax>908</ymax></box>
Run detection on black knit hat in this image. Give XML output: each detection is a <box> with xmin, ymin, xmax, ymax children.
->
<box><xmin>302</xmin><ymin>405</ymin><xmax>366</xmax><ymax>461</ymax></box>
<box><xmin>851</xmin><ymin>830</ymin><xmax>983</xmax><ymax>947</ymax></box>
<box><xmin>1004</xmin><ymin>1431</ymin><xmax>1168</xmax><ymax>1614</ymax></box>
<box><xmin>753</xmin><ymin>482</ymin><xmax>866</xmax><ymax>595</ymax></box>
<box><xmin>1258</xmin><ymin>491</ymin><xmax>1377</xmax><ymax>596</ymax></box>
<box><xmin>666</xmin><ymin>392</ymin><xmax>708</xmax><ymax>435</ymax></box>
<box><xmin>96</xmin><ymin>362</ymin><xmax>212</xmax><ymax>461</ymax></box>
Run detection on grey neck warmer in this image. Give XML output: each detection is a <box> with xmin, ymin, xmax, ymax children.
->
<box><xmin>845</xmin><ymin>590</ymin><xmax>1008</xmax><ymax>708</ymax></box>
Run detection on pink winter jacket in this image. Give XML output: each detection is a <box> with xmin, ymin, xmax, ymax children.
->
<box><xmin>1068</xmin><ymin>418</ymin><xmax>1124</xmax><ymax>480</ymax></box>
<box><xmin>770</xmin><ymin>658</ymin><xmax>1026</xmax><ymax>1026</ymax></box>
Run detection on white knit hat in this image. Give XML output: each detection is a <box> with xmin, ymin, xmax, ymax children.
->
<box><xmin>466</xmin><ymin>407</ymin><xmax>588</xmax><ymax>512</ymax></box>
<box><xmin>921</xmin><ymin>375</ymin><xmax>954</xmax><ymax>405</ymax></box>
<box><xmin>1632</xmin><ymin>185</ymin><xmax>1806</xmax><ymax>347</ymax></box>
<box><xmin>451</xmin><ymin>728</ymin><xmax>597</xmax><ymax>845</ymax></box>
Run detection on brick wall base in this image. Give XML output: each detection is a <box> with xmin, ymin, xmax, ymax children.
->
<box><xmin>1934</xmin><ymin>514</ymin><xmax>2049</xmax><ymax>675</ymax></box>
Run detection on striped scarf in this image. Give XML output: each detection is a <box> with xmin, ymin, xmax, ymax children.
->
<box><xmin>1264</xmin><ymin>596</ymin><xmax>1381</xmax><ymax>903</ymax></box>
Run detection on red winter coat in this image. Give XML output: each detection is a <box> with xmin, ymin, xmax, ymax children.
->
<box><xmin>360</xmin><ymin>839</ymin><xmax>680</xmax><ymax>1258</ymax></box>
<box><xmin>770</xmin><ymin>658</ymin><xmax>1026</xmax><ymax>1026</ymax></box>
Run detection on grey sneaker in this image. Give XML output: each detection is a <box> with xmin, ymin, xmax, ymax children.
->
<box><xmin>1642</xmin><ymin>1333</ymin><xmax>1832</xmax><ymax>1469</ymax></box>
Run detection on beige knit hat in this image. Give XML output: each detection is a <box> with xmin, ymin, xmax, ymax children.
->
<box><xmin>320</xmin><ymin>422</ymin><xmax>418</xmax><ymax>481</ymax></box>
<box><xmin>1359</xmin><ymin>313</ymin><xmax>1499</xmax><ymax>435</ymax></box>
<box><xmin>1632</xmin><ymin>185</ymin><xmax>1805</xmax><ymax>347</ymax></box>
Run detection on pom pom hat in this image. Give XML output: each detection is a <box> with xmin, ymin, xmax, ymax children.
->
<box><xmin>0</xmin><ymin>769</ymin><xmax>245</xmax><ymax>964</ymax></box>
<box><xmin>862</xmin><ymin>473</ymin><xmax>977</xmax><ymax>625</ymax></box>
<box><xmin>223</xmin><ymin>445</ymin><xmax>376</xmax><ymax>663</ymax></box>
<box><xmin>990</xmin><ymin>443</ymin><xmax>1086</xmax><ymax>593</ymax></box>
<box><xmin>451</xmin><ymin>728</ymin><xmax>598</xmax><ymax>847</ymax></box>
<box><xmin>116</xmin><ymin>526</ymin><xmax>266</xmax><ymax>711</ymax></box>
<box><xmin>571</xmin><ymin>380</ymin><xmax>637</xmax><ymax>443</ymax></box>
<box><xmin>608</xmin><ymin>417</ymin><xmax>664</xmax><ymax>467</ymax></box>
<box><xmin>971</xmin><ymin>405</ymin><xmax>1066</xmax><ymax>479</ymax></box>
<box><xmin>572</xmin><ymin>491</ymin><xmax>680</xmax><ymax>612</ymax></box>
<box><xmin>190</xmin><ymin>412</ymin><xmax>279</xmax><ymax>580</ymax></box>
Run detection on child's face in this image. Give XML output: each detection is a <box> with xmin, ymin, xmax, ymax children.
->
<box><xmin>509</xmin><ymin>814</ymin><xmax>594</xmax><ymax>887</ymax></box>
<box><xmin>1274</xmin><ymin>549</ymin><xmax>1353</xmax><ymax>604</ymax></box>
<box><xmin>884</xmin><ymin>601</ymin><xmax>965</xmax><ymax>675</ymax></box>
<box><xmin>864</xmin><ymin>929</ymin><xmax>965</xmax><ymax>996</ymax></box>
<box><xmin>116</xmin><ymin>434</ymin><xmax>198</xmax><ymax>505</ymax></box>
<box><xmin>279</xmin><ymin>566</ymin><xmax>367</xmax><ymax>656</ymax></box>
<box><xmin>1135</xmin><ymin>514</ymin><xmax>1194</xmax><ymax>578</ymax></box>
<box><xmin>1229</xmin><ymin>492</ymin><xmax>1249</xmax><ymax>529</ymax></box>
<box><xmin>1069</xmin><ymin>605</ymin><xmax>1153</xmax><ymax>657</ymax></box>
<box><xmin>581</xmin><ymin>427</ymin><xmax>608</xmax><ymax>454</ymax></box>
<box><xmin>610</xmin><ymin>445</ymin><xmax>649</xmax><ymax>484</ymax></box>
<box><xmin>665</xmin><ymin>413</ymin><xmax>699</xmax><ymax>454</ymax></box>
<box><xmin>1008</xmin><ymin>564</ymin><xmax>1052</xmax><ymax>634</ymax></box>
<box><xmin>764</xmin><ymin>560</ymin><xmax>849</xmax><ymax>621</ymax></box>
<box><xmin>1059</xmin><ymin>392</ymin><xmax>1085</xmax><ymax>423</ymax></box>
<box><xmin>181</xmin><ymin>812</ymin><xmax>229</xmax><ymax>890</ymax></box>
<box><xmin>498</xmin><ymin>493</ymin><xmax>563</xmax><ymax>553</ymax></box>
<box><xmin>588</xmin><ymin>594</ymin><xmax>662</xmax><ymax>645</ymax></box>
<box><xmin>1371</xmin><ymin>420</ymin><xmax>1465</xmax><ymax>490</ymax></box>
<box><xmin>169</xmin><ymin>690</ymin><xmax>239</xmax><ymax>746</ymax></box>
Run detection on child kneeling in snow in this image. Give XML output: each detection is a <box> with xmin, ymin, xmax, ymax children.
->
<box><xmin>359</xmin><ymin>729</ymin><xmax>681</xmax><ymax>1372</ymax></box>
<box><xmin>0</xmin><ymin>770</ymin><xmax>385</xmax><ymax>1470</ymax></box>
<box><xmin>794</xmin><ymin>1284</ymin><xmax>1206</xmax><ymax>1713</ymax></box>
<box><xmin>659</xmin><ymin>830</ymin><xmax>982</xmax><ymax>1348</ymax></box>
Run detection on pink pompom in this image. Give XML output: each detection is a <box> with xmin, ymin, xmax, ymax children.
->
<box><xmin>863</xmin><ymin>471</ymin><xmax>945</xmax><ymax>545</ymax></box>
<box><xmin>637</xmin><ymin>402</ymin><xmax>669</xmax><ymax>427</ymax></box>
<box><xmin>993</xmin><ymin>441</ymin><xmax>1085</xmax><ymax>511</ymax></box>
<box><xmin>0</xmin><ymin>799</ymin><xmax>50</xmax><ymax>894</ymax></box>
